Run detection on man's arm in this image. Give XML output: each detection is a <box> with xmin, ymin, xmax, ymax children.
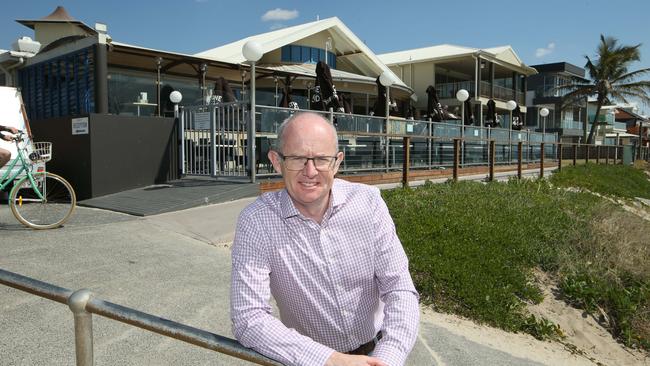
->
<box><xmin>369</xmin><ymin>190</ymin><xmax>420</xmax><ymax>366</ymax></box>
<box><xmin>230</xmin><ymin>213</ymin><xmax>335</xmax><ymax>366</ymax></box>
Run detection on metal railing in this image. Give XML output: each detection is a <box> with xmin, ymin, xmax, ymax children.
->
<box><xmin>0</xmin><ymin>268</ymin><xmax>281</xmax><ymax>366</ymax></box>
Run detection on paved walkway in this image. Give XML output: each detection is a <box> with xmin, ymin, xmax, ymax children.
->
<box><xmin>1</xmin><ymin>166</ymin><xmax>592</xmax><ymax>366</ymax></box>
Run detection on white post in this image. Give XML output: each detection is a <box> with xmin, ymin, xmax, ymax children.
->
<box><xmin>243</xmin><ymin>41</ymin><xmax>263</xmax><ymax>183</ymax></box>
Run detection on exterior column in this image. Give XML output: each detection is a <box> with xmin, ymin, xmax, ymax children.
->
<box><xmin>94</xmin><ymin>43</ymin><xmax>108</xmax><ymax>114</ymax></box>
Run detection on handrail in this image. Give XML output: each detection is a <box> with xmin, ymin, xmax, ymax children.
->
<box><xmin>0</xmin><ymin>268</ymin><xmax>282</xmax><ymax>366</ymax></box>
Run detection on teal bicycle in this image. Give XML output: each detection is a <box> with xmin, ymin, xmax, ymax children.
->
<box><xmin>0</xmin><ymin>131</ymin><xmax>75</xmax><ymax>229</ymax></box>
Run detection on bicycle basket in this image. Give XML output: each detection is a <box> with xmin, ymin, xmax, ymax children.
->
<box><xmin>29</xmin><ymin>142</ymin><xmax>53</xmax><ymax>163</ymax></box>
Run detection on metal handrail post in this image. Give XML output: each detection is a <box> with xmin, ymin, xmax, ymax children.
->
<box><xmin>248</xmin><ymin>62</ymin><xmax>257</xmax><ymax>183</ymax></box>
<box><xmin>68</xmin><ymin>289</ymin><xmax>94</xmax><ymax>366</ymax></box>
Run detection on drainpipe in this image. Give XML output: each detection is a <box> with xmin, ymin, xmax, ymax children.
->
<box><xmin>0</xmin><ymin>57</ymin><xmax>25</xmax><ymax>87</ymax></box>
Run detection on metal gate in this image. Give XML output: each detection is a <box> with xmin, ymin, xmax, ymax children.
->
<box><xmin>180</xmin><ymin>103</ymin><xmax>250</xmax><ymax>178</ymax></box>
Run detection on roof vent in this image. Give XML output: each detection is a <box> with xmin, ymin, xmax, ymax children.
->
<box><xmin>12</xmin><ymin>36</ymin><xmax>41</xmax><ymax>54</ymax></box>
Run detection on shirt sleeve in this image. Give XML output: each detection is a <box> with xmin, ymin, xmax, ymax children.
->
<box><xmin>369</xmin><ymin>190</ymin><xmax>420</xmax><ymax>366</ymax></box>
<box><xmin>230</xmin><ymin>212</ymin><xmax>335</xmax><ymax>366</ymax></box>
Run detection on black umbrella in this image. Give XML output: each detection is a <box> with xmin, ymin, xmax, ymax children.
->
<box><xmin>211</xmin><ymin>76</ymin><xmax>237</xmax><ymax>103</ymax></box>
<box><xmin>464</xmin><ymin>95</ymin><xmax>475</xmax><ymax>125</ymax></box>
<box><xmin>279</xmin><ymin>76</ymin><xmax>299</xmax><ymax>109</ymax></box>
<box><xmin>485</xmin><ymin>99</ymin><xmax>497</xmax><ymax>127</ymax></box>
<box><xmin>425</xmin><ymin>85</ymin><xmax>443</xmax><ymax>121</ymax></box>
<box><xmin>372</xmin><ymin>77</ymin><xmax>398</xmax><ymax>117</ymax></box>
<box><xmin>339</xmin><ymin>92</ymin><xmax>352</xmax><ymax>113</ymax></box>
<box><xmin>512</xmin><ymin>105</ymin><xmax>523</xmax><ymax>130</ymax></box>
<box><xmin>311</xmin><ymin>61</ymin><xmax>342</xmax><ymax>112</ymax></box>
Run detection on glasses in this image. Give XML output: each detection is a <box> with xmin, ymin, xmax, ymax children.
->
<box><xmin>278</xmin><ymin>153</ymin><xmax>339</xmax><ymax>171</ymax></box>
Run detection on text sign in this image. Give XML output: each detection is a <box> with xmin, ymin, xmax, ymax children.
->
<box><xmin>72</xmin><ymin>117</ymin><xmax>89</xmax><ymax>135</ymax></box>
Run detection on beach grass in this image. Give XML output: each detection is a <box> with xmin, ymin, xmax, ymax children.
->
<box><xmin>383</xmin><ymin>164</ymin><xmax>650</xmax><ymax>348</ymax></box>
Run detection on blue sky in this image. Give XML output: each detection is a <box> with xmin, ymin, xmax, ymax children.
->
<box><xmin>3</xmin><ymin>0</ymin><xmax>650</xmax><ymax>112</ymax></box>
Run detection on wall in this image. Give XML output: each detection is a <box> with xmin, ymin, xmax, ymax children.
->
<box><xmin>30</xmin><ymin>114</ymin><xmax>178</xmax><ymax>200</ymax></box>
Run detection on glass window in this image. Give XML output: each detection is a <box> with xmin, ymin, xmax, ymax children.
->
<box><xmin>310</xmin><ymin>48</ymin><xmax>319</xmax><ymax>63</ymax></box>
<box><xmin>301</xmin><ymin>46</ymin><xmax>310</xmax><ymax>63</ymax></box>
<box><xmin>281</xmin><ymin>46</ymin><xmax>290</xmax><ymax>62</ymax></box>
<box><xmin>290</xmin><ymin>45</ymin><xmax>301</xmax><ymax>62</ymax></box>
<box><xmin>319</xmin><ymin>49</ymin><xmax>325</xmax><ymax>63</ymax></box>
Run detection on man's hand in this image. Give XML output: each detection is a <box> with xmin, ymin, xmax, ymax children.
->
<box><xmin>324</xmin><ymin>352</ymin><xmax>388</xmax><ymax>366</ymax></box>
<box><xmin>5</xmin><ymin>127</ymin><xmax>19</xmax><ymax>134</ymax></box>
<box><xmin>1</xmin><ymin>133</ymin><xmax>13</xmax><ymax>142</ymax></box>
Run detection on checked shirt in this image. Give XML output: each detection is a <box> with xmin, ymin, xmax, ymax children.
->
<box><xmin>230</xmin><ymin>179</ymin><xmax>419</xmax><ymax>366</ymax></box>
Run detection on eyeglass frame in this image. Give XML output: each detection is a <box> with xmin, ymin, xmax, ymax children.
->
<box><xmin>277</xmin><ymin>152</ymin><xmax>341</xmax><ymax>171</ymax></box>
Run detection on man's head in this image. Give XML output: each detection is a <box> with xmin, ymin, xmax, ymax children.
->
<box><xmin>269</xmin><ymin>112</ymin><xmax>343</xmax><ymax>218</ymax></box>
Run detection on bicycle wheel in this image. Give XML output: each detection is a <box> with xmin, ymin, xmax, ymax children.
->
<box><xmin>9</xmin><ymin>172</ymin><xmax>76</xmax><ymax>229</ymax></box>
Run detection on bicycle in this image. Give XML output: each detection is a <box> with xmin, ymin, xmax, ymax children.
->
<box><xmin>0</xmin><ymin>131</ymin><xmax>76</xmax><ymax>229</ymax></box>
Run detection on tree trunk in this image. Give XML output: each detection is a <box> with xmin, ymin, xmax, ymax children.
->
<box><xmin>586</xmin><ymin>99</ymin><xmax>603</xmax><ymax>144</ymax></box>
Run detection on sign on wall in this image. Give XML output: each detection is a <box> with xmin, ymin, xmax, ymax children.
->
<box><xmin>72</xmin><ymin>117</ymin><xmax>89</xmax><ymax>135</ymax></box>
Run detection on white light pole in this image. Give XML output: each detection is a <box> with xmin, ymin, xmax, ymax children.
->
<box><xmin>540</xmin><ymin>107</ymin><xmax>549</xmax><ymax>136</ymax></box>
<box><xmin>170</xmin><ymin>91</ymin><xmax>184</xmax><ymax>174</ymax></box>
<box><xmin>242</xmin><ymin>41</ymin><xmax>263</xmax><ymax>183</ymax></box>
<box><xmin>325</xmin><ymin>37</ymin><xmax>332</xmax><ymax>65</ymax></box>
<box><xmin>170</xmin><ymin>91</ymin><xmax>182</xmax><ymax>119</ymax></box>
<box><xmin>456</xmin><ymin>89</ymin><xmax>469</xmax><ymax>126</ymax></box>
<box><xmin>380</xmin><ymin>71</ymin><xmax>395</xmax><ymax>171</ymax></box>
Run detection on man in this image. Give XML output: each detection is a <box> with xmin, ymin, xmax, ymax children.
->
<box><xmin>0</xmin><ymin>125</ymin><xmax>19</xmax><ymax>168</ymax></box>
<box><xmin>230</xmin><ymin>112</ymin><xmax>419</xmax><ymax>366</ymax></box>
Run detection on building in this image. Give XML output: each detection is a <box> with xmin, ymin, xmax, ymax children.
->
<box><xmin>378</xmin><ymin>44</ymin><xmax>537</xmax><ymax>126</ymax></box>
<box><xmin>525</xmin><ymin>62</ymin><xmax>589</xmax><ymax>143</ymax></box>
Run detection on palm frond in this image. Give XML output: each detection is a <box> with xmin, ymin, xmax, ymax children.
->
<box><xmin>612</xmin><ymin>68</ymin><xmax>650</xmax><ymax>84</ymax></box>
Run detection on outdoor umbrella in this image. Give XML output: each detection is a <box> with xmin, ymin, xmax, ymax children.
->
<box><xmin>485</xmin><ymin>99</ymin><xmax>497</xmax><ymax>127</ymax></box>
<box><xmin>512</xmin><ymin>105</ymin><xmax>523</xmax><ymax>130</ymax></box>
<box><xmin>211</xmin><ymin>77</ymin><xmax>237</xmax><ymax>103</ymax></box>
<box><xmin>464</xmin><ymin>95</ymin><xmax>475</xmax><ymax>125</ymax></box>
<box><xmin>372</xmin><ymin>76</ymin><xmax>398</xmax><ymax>117</ymax></box>
<box><xmin>311</xmin><ymin>61</ymin><xmax>342</xmax><ymax>112</ymax></box>
<box><xmin>279</xmin><ymin>76</ymin><xmax>299</xmax><ymax>109</ymax></box>
<box><xmin>425</xmin><ymin>85</ymin><xmax>443</xmax><ymax>121</ymax></box>
<box><xmin>339</xmin><ymin>92</ymin><xmax>352</xmax><ymax>113</ymax></box>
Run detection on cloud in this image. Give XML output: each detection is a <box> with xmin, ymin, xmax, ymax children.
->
<box><xmin>262</xmin><ymin>8</ymin><xmax>299</xmax><ymax>22</ymax></box>
<box><xmin>535</xmin><ymin>42</ymin><xmax>556</xmax><ymax>58</ymax></box>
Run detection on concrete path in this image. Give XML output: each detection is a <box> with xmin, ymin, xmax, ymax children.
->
<box><xmin>0</xmin><ymin>185</ymin><xmax>591</xmax><ymax>366</ymax></box>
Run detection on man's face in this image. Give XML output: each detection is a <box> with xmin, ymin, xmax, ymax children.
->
<box><xmin>269</xmin><ymin>114</ymin><xmax>343</xmax><ymax>217</ymax></box>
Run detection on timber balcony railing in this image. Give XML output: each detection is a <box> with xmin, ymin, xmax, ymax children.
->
<box><xmin>0</xmin><ymin>268</ymin><xmax>282</xmax><ymax>366</ymax></box>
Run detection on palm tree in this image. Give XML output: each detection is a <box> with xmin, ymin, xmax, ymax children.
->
<box><xmin>557</xmin><ymin>35</ymin><xmax>650</xmax><ymax>144</ymax></box>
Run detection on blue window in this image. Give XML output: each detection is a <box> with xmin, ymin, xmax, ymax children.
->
<box><xmin>301</xmin><ymin>47</ymin><xmax>310</xmax><ymax>63</ymax></box>
<box><xmin>310</xmin><ymin>48</ymin><xmax>319</xmax><ymax>63</ymax></box>
<box><xmin>290</xmin><ymin>45</ymin><xmax>301</xmax><ymax>62</ymax></box>
<box><xmin>319</xmin><ymin>49</ymin><xmax>325</xmax><ymax>63</ymax></box>
<box><xmin>281</xmin><ymin>46</ymin><xmax>290</xmax><ymax>62</ymax></box>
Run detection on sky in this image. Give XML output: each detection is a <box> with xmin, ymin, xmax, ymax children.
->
<box><xmin>2</xmin><ymin>0</ymin><xmax>650</xmax><ymax>113</ymax></box>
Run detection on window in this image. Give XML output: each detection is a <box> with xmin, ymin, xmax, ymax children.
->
<box><xmin>18</xmin><ymin>46</ymin><xmax>95</xmax><ymax>119</ymax></box>
<box><xmin>280</xmin><ymin>45</ymin><xmax>337</xmax><ymax>68</ymax></box>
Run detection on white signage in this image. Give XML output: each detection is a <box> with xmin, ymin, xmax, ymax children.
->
<box><xmin>406</xmin><ymin>124</ymin><xmax>413</xmax><ymax>133</ymax></box>
<box><xmin>474</xmin><ymin>130</ymin><xmax>479</xmax><ymax>137</ymax></box>
<box><xmin>72</xmin><ymin>117</ymin><xmax>89</xmax><ymax>135</ymax></box>
<box><xmin>194</xmin><ymin>112</ymin><xmax>211</xmax><ymax>130</ymax></box>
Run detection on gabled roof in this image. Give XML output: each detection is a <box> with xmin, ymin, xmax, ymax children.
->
<box><xmin>195</xmin><ymin>17</ymin><xmax>406</xmax><ymax>88</ymax></box>
<box><xmin>378</xmin><ymin>44</ymin><xmax>536</xmax><ymax>75</ymax></box>
<box><xmin>16</xmin><ymin>6</ymin><xmax>96</xmax><ymax>35</ymax></box>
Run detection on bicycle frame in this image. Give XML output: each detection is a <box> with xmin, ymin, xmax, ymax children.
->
<box><xmin>0</xmin><ymin>137</ymin><xmax>45</xmax><ymax>200</ymax></box>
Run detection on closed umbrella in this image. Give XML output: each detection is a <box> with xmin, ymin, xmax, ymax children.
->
<box><xmin>512</xmin><ymin>105</ymin><xmax>523</xmax><ymax>130</ymax></box>
<box><xmin>373</xmin><ymin>77</ymin><xmax>398</xmax><ymax>117</ymax></box>
<box><xmin>425</xmin><ymin>85</ymin><xmax>443</xmax><ymax>121</ymax></box>
<box><xmin>464</xmin><ymin>95</ymin><xmax>475</xmax><ymax>125</ymax></box>
<box><xmin>485</xmin><ymin>99</ymin><xmax>497</xmax><ymax>127</ymax></box>
<box><xmin>311</xmin><ymin>61</ymin><xmax>342</xmax><ymax>112</ymax></box>
<box><xmin>279</xmin><ymin>76</ymin><xmax>299</xmax><ymax>109</ymax></box>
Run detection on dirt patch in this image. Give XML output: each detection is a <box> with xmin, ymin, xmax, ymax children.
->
<box><xmin>527</xmin><ymin>271</ymin><xmax>649</xmax><ymax>366</ymax></box>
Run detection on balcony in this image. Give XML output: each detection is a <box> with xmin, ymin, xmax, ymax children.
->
<box><xmin>434</xmin><ymin>81</ymin><xmax>523</xmax><ymax>104</ymax></box>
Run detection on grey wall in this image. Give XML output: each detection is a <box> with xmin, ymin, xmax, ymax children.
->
<box><xmin>30</xmin><ymin>114</ymin><xmax>178</xmax><ymax>200</ymax></box>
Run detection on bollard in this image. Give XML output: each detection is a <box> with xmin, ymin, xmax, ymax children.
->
<box><xmin>453</xmin><ymin>138</ymin><xmax>460</xmax><ymax>182</ymax></box>
<box><xmin>68</xmin><ymin>289</ymin><xmax>94</xmax><ymax>366</ymax></box>
<box><xmin>402</xmin><ymin>137</ymin><xmax>410</xmax><ymax>188</ymax></box>
<box><xmin>489</xmin><ymin>140</ymin><xmax>495</xmax><ymax>181</ymax></box>
<box><xmin>539</xmin><ymin>142</ymin><xmax>544</xmax><ymax>178</ymax></box>
<box><xmin>558</xmin><ymin>143</ymin><xmax>563</xmax><ymax>171</ymax></box>
<box><xmin>573</xmin><ymin>144</ymin><xmax>577</xmax><ymax>166</ymax></box>
<box><xmin>596</xmin><ymin>146</ymin><xmax>600</xmax><ymax>164</ymax></box>
<box><xmin>517</xmin><ymin>141</ymin><xmax>523</xmax><ymax>179</ymax></box>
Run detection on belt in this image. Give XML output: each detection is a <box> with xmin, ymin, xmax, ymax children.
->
<box><xmin>346</xmin><ymin>332</ymin><xmax>383</xmax><ymax>355</ymax></box>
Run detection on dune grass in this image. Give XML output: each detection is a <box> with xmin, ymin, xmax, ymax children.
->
<box><xmin>383</xmin><ymin>164</ymin><xmax>650</xmax><ymax>348</ymax></box>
